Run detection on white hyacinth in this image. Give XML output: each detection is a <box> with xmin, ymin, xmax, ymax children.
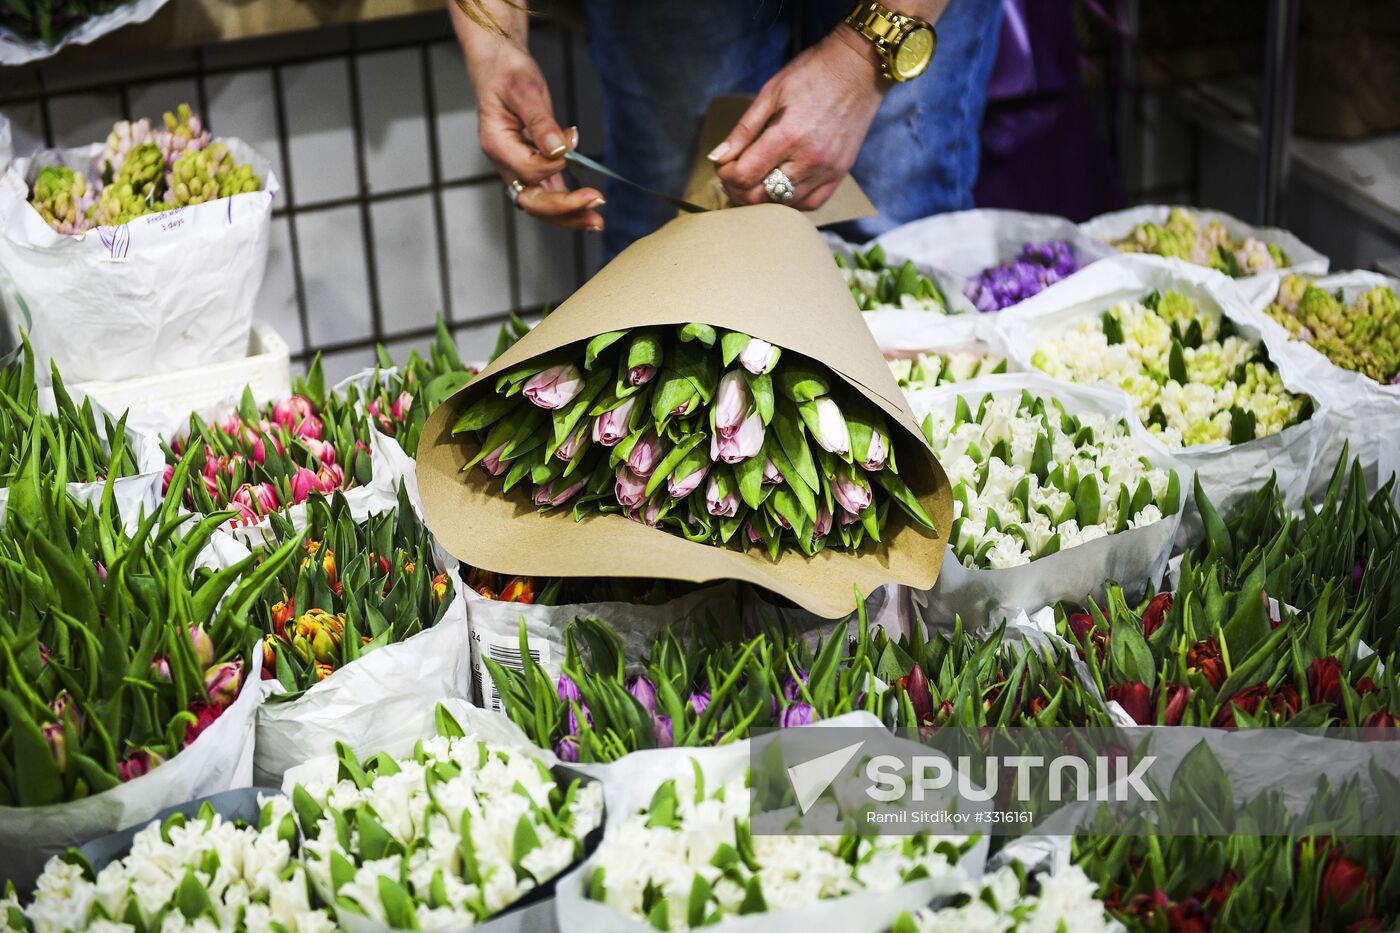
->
<box><xmin>585</xmin><ymin>763</ymin><xmax>975</xmax><ymax>931</ymax></box>
<box><xmin>18</xmin><ymin>796</ymin><xmax>334</xmax><ymax>933</ymax></box>
<box><xmin>894</xmin><ymin>864</ymin><xmax>1121</xmax><ymax>932</ymax></box>
<box><xmin>293</xmin><ymin>708</ymin><xmax>603</xmax><ymax>930</ymax></box>
<box><xmin>922</xmin><ymin>390</ymin><xmax>1178</xmax><ymax>570</ymax></box>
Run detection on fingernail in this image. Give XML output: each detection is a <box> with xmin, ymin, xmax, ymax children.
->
<box><xmin>568</xmin><ymin>126</ymin><xmax>580</xmax><ymax>149</ymax></box>
<box><xmin>543</xmin><ymin>132</ymin><xmax>566</xmax><ymax>158</ymax></box>
<box><xmin>707</xmin><ymin>142</ymin><xmax>730</xmax><ymax>162</ymax></box>
<box><xmin>588</xmin><ymin>197</ymin><xmax>606</xmax><ymax>208</ymax></box>
<box><xmin>587</xmin><ymin>222</ymin><xmax>604</xmax><ymax>232</ymax></box>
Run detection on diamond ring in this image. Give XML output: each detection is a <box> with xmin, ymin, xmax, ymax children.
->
<box><xmin>763</xmin><ymin>168</ymin><xmax>796</xmax><ymax>204</ymax></box>
<box><xmin>506</xmin><ymin>178</ymin><xmax>527</xmax><ymax>208</ymax></box>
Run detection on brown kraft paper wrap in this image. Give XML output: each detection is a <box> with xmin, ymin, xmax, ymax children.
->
<box><xmin>417</xmin><ymin>204</ymin><xmax>951</xmax><ymax>618</ymax></box>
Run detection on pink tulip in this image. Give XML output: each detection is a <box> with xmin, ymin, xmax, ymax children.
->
<box><xmin>667</xmin><ymin>464</ymin><xmax>709</xmax><ymax>498</ymax></box>
<box><xmin>746</xmin><ymin>522</ymin><xmax>762</xmax><ymax>544</ymax></box>
<box><xmin>861</xmin><ymin>431</ymin><xmax>887</xmax><ymax>472</ymax></box>
<box><xmin>762</xmin><ymin>458</ymin><xmax>783</xmax><ymax>485</ymax></box>
<box><xmin>289</xmin><ymin>466</ymin><xmax>319</xmax><ymax>504</ymax></box>
<box><xmin>837</xmin><ymin>505</ymin><xmax>861</xmax><ymax>526</ymax></box>
<box><xmin>705</xmin><ymin>474</ymin><xmax>739</xmax><ymax>518</ymax></box>
<box><xmin>220</xmin><ymin>414</ymin><xmax>243</xmax><ymax>436</ymax></box>
<box><xmin>390</xmin><ymin>390</ymin><xmax>413</xmax><ymax>421</ymax></box>
<box><xmin>201</xmin><ymin>473</ymin><xmax>219</xmax><ymax>499</ymax></box>
<box><xmin>481</xmin><ymin>443</ymin><xmax>509</xmax><ymax>476</ymax></box>
<box><xmin>738</xmin><ymin>337</ymin><xmax>780</xmax><ymax>375</ymax></box>
<box><xmin>202</xmin><ymin>455</ymin><xmax>223</xmax><ymax>480</ymax></box>
<box><xmin>811</xmin><ymin>398</ymin><xmax>850</xmax><ymax>456</ymax></box>
<box><xmin>315</xmin><ymin>463</ymin><xmax>344</xmax><ymax>493</ymax></box>
<box><xmin>523</xmin><ymin>364</ymin><xmax>584</xmax><ymax>410</ymax></box>
<box><xmin>534</xmin><ymin>477</ymin><xmax>588</xmax><ymax>507</ymax></box>
<box><xmin>832</xmin><ymin>472</ymin><xmax>872</xmax><ymax>515</ymax></box>
<box><xmin>710</xmin><ymin>371</ymin><xmax>764</xmax><ymax>464</ymax></box>
<box><xmin>203</xmin><ymin>659</ymin><xmax>243</xmax><ymax>707</ymax></box>
<box><xmin>672</xmin><ymin>398</ymin><xmax>696</xmax><ymax>416</ymax></box>
<box><xmin>161</xmin><ymin>464</ymin><xmax>174</xmax><ymax>494</ymax></box>
<box><xmin>232</xmin><ymin>482</ymin><xmax>279</xmax><ymax>515</ymax></box>
<box><xmin>231</xmin><ymin>501</ymin><xmax>260</xmax><ymax>524</ymax></box>
<box><xmin>250</xmin><ymin>430</ymin><xmax>285</xmax><ymax>466</ymax></box>
<box><xmin>626</xmin><ymin>500</ymin><xmax>664</xmax><ymax>527</ymax></box>
<box><xmin>294</xmin><ymin>414</ymin><xmax>324</xmax><ymax>441</ymax></box>
<box><xmin>813</xmin><ymin>505</ymin><xmax>833</xmax><ymax>541</ymax></box>
<box><xmin>150</xmin><ymin>657</ymin><xmax>172</xmax><ymax>681</ymax></box>
<box><xmin>615</xmin><ymin>468</ymin><xmax>648</xmax><ymax>509</ymax></box>
<box><xmin>42</xmin><ymin>722</ymin><xmax>66</xmax><ymax>769</ymax></box>
<box><xmin>555</xmin><ymin>423</ymin><xmax>588</xmax><ymax>462</ymax></box>
<box><xmin>117</xmin><ymin>749</ymin><xmax>163</xmax><ymax>782</ymax></box>
<box><xmin>593</xmin><ymin>398</ymin><xmax>635</xmax><ymax>446</ymax></box>
<box><xmin>304</xmin><ymin>438</ymin><xmax>336</xmax><ymax>465</ymax></box>
<box><xmin>188</xmin><ymin>626</ymin><xmax>215</xmax><ymax>667</ymax></box>
<box><xmin>272</xmin><ymin>395</ymin><xmax>316</xmax><ymax>431</ymax></box>
<box><xmin>627</xmin><ymin>431</ymin><xmax>663</xmax><ymax>477</ymax></box>
<box><xmin>628</xmin><ymin>365</ymin><xmax>656</xmax><ymax>386</ymax></box>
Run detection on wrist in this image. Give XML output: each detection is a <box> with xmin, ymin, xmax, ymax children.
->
<box><xmin>829</xmin><ymin>24</ymin><xmax>889</xmax><ymax>91</ymax></box>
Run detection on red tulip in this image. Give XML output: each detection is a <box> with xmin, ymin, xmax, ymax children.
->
<box><xmin>1107</xmin><ymin>682</ymin><xmax>1152</xmax><ymax>725</ymax></box>
<box><xmin>1320</xmin><ymin>852</ymin><xmax>1370</xmax><ymax>908</ymax></box>
<box><xmin>1308</xmin><ymin>657</ymin><xmax>1344</xmax><ymax>707</ymax></box>
<box><xmin>1163</xmin><ymin>684</ymin><xmax>1192</xmax><ymax>726</ymax></box>
<box><xmin>892</xmin><ymin>663</ymin><xmax>934</xmax><ymax>725</ymax></box>
<box><xmin>1141</xmin><ymin>592</ymin><xmax>1173</xmax><ymax>638</ymax></box>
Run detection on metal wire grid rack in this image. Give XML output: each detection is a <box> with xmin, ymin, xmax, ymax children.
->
<box><xmin>0</xmin><ymin>11</ymin><xmax>603</xmax><ymax>374</ymax></box>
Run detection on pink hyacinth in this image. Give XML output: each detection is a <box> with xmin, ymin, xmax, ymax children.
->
<box><xmin>523</xmin><ymin>364</ymin><xmax>584</xmax><ymax>410</ymax></box>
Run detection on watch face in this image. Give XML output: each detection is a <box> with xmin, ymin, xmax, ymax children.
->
<box><xmin>894</xmin><ymin>26</ymin><xmax>935</xmax><ymax>80</ymax></box>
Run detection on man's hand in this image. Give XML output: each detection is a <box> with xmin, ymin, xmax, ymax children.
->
<box><xmin>709</xmin><ymin>27</ymin><xmax>887</xmax><ymax>211</ymax></box>
<box><xmin>453</xmin><ymin>1</ymin><xmax>604</xmax><ymax>230</ymax></box>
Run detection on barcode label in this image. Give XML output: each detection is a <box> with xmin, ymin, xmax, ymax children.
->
<box><xmin>474</xmin><ymin>630</ymin><xmax>550</xmax><ymax>713</ymax></box>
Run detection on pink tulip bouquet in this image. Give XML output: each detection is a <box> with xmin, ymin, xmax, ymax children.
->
<box><xmin>451</xmin><ymin>324</ymin><xmax>935</xmax><ymax>559</ymax></box>
<box><xmin>162</xmin><ymin>360</ymin><xmax>375</xmax><ymax>523</ymax></box>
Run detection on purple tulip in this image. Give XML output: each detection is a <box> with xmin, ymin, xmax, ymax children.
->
<box><xmin>593</xmin><ymin>398</ymin><xmax>635</xmax><ymax>446</ymax></box>
<box><xmin>705</xmin><ymin>473</ymin><xmax>739</xmax><ymax>518</ymax></box>
<box><xmin>810</xmin><ymin>398</ymin><xmax>850</xmax><ymax>456</ymax></box>
<box><xmin>627</xmin><ymin>675</ymin><xmax>657</xmax><ymax>714</ymax></box>
<box><xmin>860</xmin><ymin>431</ymin><xmax>887</xmax><ymax>472</ymax></box>
<box><xmin>780</xmin><ymin>702</ymin><xmax>814</xmax><ymax>729</ymax></box>
<box><xmin>615</xmin><ymin>467</ymin><xmax>648</xmax><ymax>509</ymax></box>
<box><xmin>689</xmin><ymin>691</ymin><xmax>711</xmax><ymax>716</ymax></box>
<box><xmin>627</xmin><ymin>499</ymin><xmax>665</xmax><ymax>527</ymax></box>
<box><xmin>812</xmin><ymin>504</ymin><xmax>833</xmax><ymax>542</ymax></box>
<box><xmin>652</xmin><ymin>715</ymin><xmax>674</xmax><ymax>748</ymax></box>
<box><xmin>761</xmin><ymin>458</ymin><xmax>783</xmax><ymax>485</ymax></box>
<box><xmin>782</xmin><ymin>670</ymin><xmax>808</xmax><ymax>701</ymax></box>
<box><xmin>738</xmin><ymin>337</ymin><xmax>780</xmax><ymax>375</ymax></box>
<box><xmin>837</xmin><ymin>505</ymin><xmax>861</xmax><ymax>526</ymax></box>
<box><xmin>568</xmin><ymin>701</ymin><xmax>592</xmax><ymax>735</ymax></box>
<box><xmin>710</xmin><ymin>371</ymin><xmax>764</xmax><ymax>464</ymax></box>
<box><xmin>480</xmin><ymin>443</ymin><xmax>509</xmax><ymax>476</ymax></box>
<box><xmin>747</xmin><ymin>522</ymin><xmax>763</xmax><ymax>544</ymax></box>
<box><xmin>535</xmin><ymin>477</ymin><xmax>588</xmax><ymax>507</ymax></box>
<box><xmin>554</xmin><ymin>736</ymin><xmax>580</xmax><ymax>763</ymax></box>
<box><xmin>667</xmin><ymin>464</ymin><xmax>709</xmax><ymax>498</ymax></box>
<box><xmin>627</xmin><ymin>431</ymin><xmax>663</xmax><ymax>477</ymax></box>
<box><xmin>555</xmin><ymin>423</ymin><xmax>589</xmax><ymax>461</ymax></box>
<box><xmin>832</xmin><ymin>472</ymin><xmax>873</xmax><ymax>515</ymax></box>
<box><xmin>557</xmin><ymin>673</ymin><xmax>582</xmax><ymax>703</ymax></box>
<box><xmin>628</xmin><ymin>365</ymin><xmax>656</xmax><ymax>386</ymax></box>
<box><xmin>523</xmin><ymin>364</ymin><xmax>584</xmax><ymax>410</ymax></box>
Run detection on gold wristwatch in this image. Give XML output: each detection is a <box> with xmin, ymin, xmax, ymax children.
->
<box><xmin>843</xmin><ymin>0</ymin><xmax>937</xmax><ymax>82</ymax></box>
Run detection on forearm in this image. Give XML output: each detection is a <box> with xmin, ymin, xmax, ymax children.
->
<box><xmin>450</xmin><ymin>0</ymin><xmax>530</xmax><ymax>78</ymax></box>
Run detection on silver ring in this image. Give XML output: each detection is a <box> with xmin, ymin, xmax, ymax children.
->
<box><xmin>763</xmin><ymin>168</ymin><xmax>795</xmax><ymax>204</ymax></box>
<box><xmin>506</xmin><ymin>178</ymin><xmax>527</xmax><ymax>207</ymax></box>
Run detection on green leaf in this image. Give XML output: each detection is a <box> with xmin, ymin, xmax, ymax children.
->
<box><xmin>584</xmin><ymin>330</ymin><xmax>626</xmax><ymax>369</ymax></box>
<box><xmin>378</xmin><ymin>876</ymin><xmax>419</xmax><ymax>930</ymax></box>
<box><xmin>1074</xmin><ymin>473</ymin><xmax>1101</xmax><ymax>528</ymax></box>
<box><xmin>176</xmin><ymin>869</ymin><xmax>214</xmax><ymax>920</ymax></box>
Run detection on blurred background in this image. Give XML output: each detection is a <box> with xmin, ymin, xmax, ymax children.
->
<box><xmin>2</xmin><ymin>0</ymin><xmax>1396</xmax><ymax>379</ymax></box>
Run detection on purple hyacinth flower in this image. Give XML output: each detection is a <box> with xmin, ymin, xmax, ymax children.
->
<box><xmin>780</xmin><ymin>702</ymin><xmax>814</xmax><ymax>729</ymax></box>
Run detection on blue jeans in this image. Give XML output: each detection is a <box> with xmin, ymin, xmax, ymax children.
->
<box><xmin>584</xmin><ymin>0</ymin><xmax>1004</xmax><ymax>257</ymax></box>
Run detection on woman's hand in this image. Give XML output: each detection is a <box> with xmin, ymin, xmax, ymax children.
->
<box><xmin>710</xmin><ymin>27</ymin><xmax>887</xmax><ymax>211</ymax></box>
<box><xmin>455</xmin><ymin>3</ymin><xmax>605</xmax><ymax>230</ymax></box>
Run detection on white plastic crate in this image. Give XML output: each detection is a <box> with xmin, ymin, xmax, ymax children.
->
<box><xmin>71</xmin><ymin>321</ymin><xmax>292</xmax><ymax>438</ymax></box>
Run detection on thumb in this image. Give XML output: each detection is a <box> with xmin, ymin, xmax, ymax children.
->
<box><xmin>524</xmin><ymin>108</ymin><xmax>569</xmax><ymax>159</ymax></box>
<box><xmin>708</xmin><ymin>92</ymin><xmax>777</xmax><ymax>165</ymax></box>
